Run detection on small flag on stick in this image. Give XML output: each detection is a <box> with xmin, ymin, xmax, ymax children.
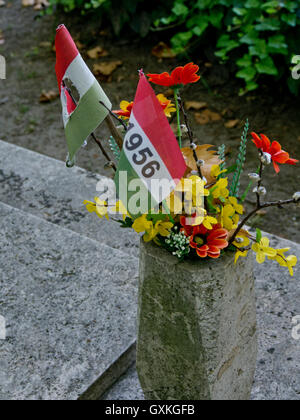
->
<box><xmin>115</xmin><ymin>74</ymin><xmax>186</xmax><ymax>217</ymax></box>
<box><xmin>55</xmin><ymin>24</ymin><xmax>112</xmax><ymax>164</ymax></box>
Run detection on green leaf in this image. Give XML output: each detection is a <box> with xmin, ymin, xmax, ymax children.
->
<box><xmin>245</xmin><ymin>0</ymin><xmax>260</xmax><ymax>8</ymax></box>
<box><xmin>255</xmin><ymin>18</ymin><xmax>281</xmax><ymax>31</ymax></box>
<box><xmin>236</xmin><ymin>53</ymin><xmax>252</xmax><ymax>68</ymax></box>
<box><xmin>255</xmin><ymin>56</ymin><xmax>278</xmax><ymax>75</ymax></box>
<box><xmin>233</xmin><ymin>7</ymin><xmax>247</xmax><ymax>16</ymax></box>
<box><xmin>236</xmin><ymin>66</ymin><xmax>257</xmax><ymax>82</ymax></box>
<box><xmin>245</xmin><ymin>80</ymin><xmax>259</xmax><ymax>91</ymax></box>
<box><xmin>172</xmin><ymin>2</ymin><xmax>189</xmax><ymax>17</ymax></box>
<box><xmin>171</xmin><ymin>31</ymin><xmax>193</xmax><ymax>51</ymax></box>
<box><xmin>249</xmin><ymin>39</ymin><xmax>268</xmax><ymax>58</ymax></box>
<box><xmin>209</xmin><ymin>9</ymin><xmax>223</xmax><ymax>28</ymax></box>
<box><xmin>268</xmin><ymin>34</ymin><xmax>288</xmax><ymax>55</ymax></box>
<box><xmin>193</xmin><ymin>22</ymin><xmax>209</xmax><ymax>36</ymax></box>
<box><xmin>256</xmin><ymin>228</ymin><xmax>262</xmax><ymax>243</ymax></box>
<box><xmin>281</xmin><ymin>13</ymin><xmax>297</xmax><ymax>26</ymax></box>
<box><xmin>240</xmin><ymin>30</ymin><xmax>259</xmax><ymax>45</ymax></box>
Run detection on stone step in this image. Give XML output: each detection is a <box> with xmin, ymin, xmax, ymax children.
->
<box><xmin>103</xmin><ymin>233</ymin><xmax>300</xmax><ymax>401</ymax></box>
<box><xmin>0</xmin><ymin>140</ymin><xmax>139</xmax><ymax>257</ymax></box>
<box><xmin>0</xmin><ymin>202</ymin><xmax>139</xmax><ymax>400</ymax></box>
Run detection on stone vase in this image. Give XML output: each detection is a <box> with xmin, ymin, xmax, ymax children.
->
<box><xmin>136</xmin><ymin>240</ymin><xmax>258</xmax><ymax>400</ymax></box>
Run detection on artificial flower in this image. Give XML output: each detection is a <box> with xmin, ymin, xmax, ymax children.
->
<box><xmin>132</xmin><ymin>214</ymin><xmax>153</xmax><ymax>234</ymax></box>
<box><xmin>110</xmin><ymin>200</ymin><xmax>129</xmax><ymax>220</ymax></box>
<box><xmin>218</xmin><ymin>204</ymin><xmax>239</xmax><ymax>231</ymax></box>
<box><xmin>268</xmin><ymin>248</ymin><xmax>298</xmax><ymax>277</ymax></box>
<box><xmin>154</xmin><ymin>220</ymin><xmax>174</xmax><ymax>237</ymax></box>
<box><xmin>83</xmin><ymin>197</ymin><xmax>109</xmax><ymax>220</ymax></box>
<box><xmin>156</xmin><ymin>94</ymin><xmax>176</xmax><ymax>117</ymax></box>
<box><xmin>252</xmin><ymin>237</ymin><xmax>277</xmax><ymax>264</ymax></box>
<box><xmin>180</xmin><ymin>221</ymin><xmax>228</xmax><ymax>259</ymax></box>
<box><xmin>211</xmin><ymin>164</ymin><xmax>227</xmax><ymax>179</ymax></box>
<box><xmin>202</xmin><ymin>215</ymin><xmax>218</xmax><ymax>230</ymax></box>
<box><xmin>234</xmin><ymin>250</ymin><xmax>249</xmax><ymax>264</ymax></box>
<box><xmin>227</xmin><ymin>197</ymin><xmax>244</xmax><ymax>215</ymax></box>
<box><xmin>251</xmin><ymin>132</ymin><xmax>298</xmax><ymax>173</ymax></box>
<box><xmin>113</xmin><ymin>94</ymin><xmax>176</xmax><ymax>119</ymax></box>
<box><xmin>147</xmin><ymin>63</ymin><xmax>200</xmax><ymax>88</ymax></box>
<box><xmin>210</xmin><ymin>178</ymin><xmax>229</xmax><ymax>201</ymax></box>
<box><xmin>233</xmin><ymin>232</ymin><xmax>251</xmax><ymax>249</ymax></box>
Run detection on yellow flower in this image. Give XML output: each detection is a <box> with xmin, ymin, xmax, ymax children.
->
<box><xmin>218</xmin><ymin>204</ymin><xmax>237</xmax><ymax>231</ymax></box>
<box><xmin>132</xmin><ymin>215</ymin><xmax>173</xmax><ymax>243</ymax></box>
<box><xmin>211</xmin><ymin>178</ymin><xmax>229</xmax><ymax>200</ymax></box>
<box><xmin>227</xmin><ymin>197</ymin><xmax>244</xmax><ymax>215</ymax></box>
<box><xmin>211</xmin><ymin>164</ymin><xmax>227</xmax><ymax>179</ymax></box>
<box><xmin>269</xmin><ymin>248</ymin><xmax>298</xmax><ymax>277</ymax></box>
<box><xmin>282</xmin><ymin>255</ymin><xmax>297</xmax><ymax>277</ymax></box>
<box><xmin>252</xmin><ymin>237</ymin><xmax>277</xmax><ymax>264</ymax></box>
<box><xmin>166</xmin><ymin>176</ymin><xmax>208</xmax><ymax>215</ymax></box>
<box><xmin>203</xmin><ymin>215</ymin><xmax>218</xmax><ymax>230</ymax></box>
<box><xmin>110</xmin><ymin>200</ymin><xmax>129</xmax><ymax>220</ymax></box>
<box><xmin>156</xmin><ymin>94</ymin><xmax>176</xmax><ymax>117</ymax></box>
<box><xmin>132</xmin><ymin>214</ymin><xmax>152</xmax><ymax>234</ymax></box>
<box><xmin>233</xmin><ymin>231</ymin><xmax>250</xmax><ymax>249</ymax></box>
<box><xmin>234</xmin><ymin>249</ymin><xmax>249</xmax><ymax>264</ymax></box>
<box><xmin>83</xmin><ymin>197</ymin><xmax>109</xmax><ymax>220</ymax></box>
<box><xmin>154</xmin><ymin>220</ymin><xmax>174</xmax><ymax>237</ymax></box>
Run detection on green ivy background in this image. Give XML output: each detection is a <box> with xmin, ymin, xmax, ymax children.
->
<box><xmin>48</xmin><ymin>0</ymin><xmax>300</xmax><ymax>95</ymax></box>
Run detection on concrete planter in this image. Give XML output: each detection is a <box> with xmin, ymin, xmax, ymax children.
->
<box><xmin>136</xmin><ymin>240</ymin><xmax>258</xmax><ymax>400</ymax></box>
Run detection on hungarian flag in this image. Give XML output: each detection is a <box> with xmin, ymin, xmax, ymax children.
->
<box><xmin>55</xmin><ymin>25</ymin><xmax>111</xmax><ymax>163</ymax></box>
<box><xmin>115</xmin><ymin>74</ymin><xmax>186</xmax><ymax>217</ymax></box>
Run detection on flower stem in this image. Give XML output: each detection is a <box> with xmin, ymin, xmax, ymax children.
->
<box><xmin>174</xmin><ymin>88</ymin><xmax>182</xmax><ymax>148</ymax></box>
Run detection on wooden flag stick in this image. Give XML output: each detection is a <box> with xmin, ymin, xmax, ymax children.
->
<box><xmin>104</xmin><ymin>114</ymin><xmax>124</xmax><ymax>150</ymax></box>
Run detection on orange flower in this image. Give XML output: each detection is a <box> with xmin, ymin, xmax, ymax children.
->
<box><xmin>113</xmin><ymin>101</ymin><xmax>133</xmax><ymax>119</ymax></box>
<box><xmin>113</xmin><ymin>95</ymin><xmax>176</xmax><ymax>119</ymax></box>
<box><xmin>251</xmin><ymin>132</ymin><xmax>298</xmax><ymax>173</ymax></box>
<box><xmin>180</xmin><ymin>217</ymin><xmax>228</xmax><ymax>259</ymax></box>
<box><xmin>147</xmin><ymin>63</ymin><xmax>200</xmax><ymax>88</ymax></box>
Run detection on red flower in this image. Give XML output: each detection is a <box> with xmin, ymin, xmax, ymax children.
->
<box><xmin>147</xmin><ymin>63</ymin><xmax>200</xmax><ymax>88</ymax></box>
<box><xmin>251</xmin><ymin>132</ymin><xmax>298</xmax><ymax>173</ymax></box>
<box><xmin>180</xmin><ymin>217</ymin><xmax>228</xmax><ymax>259</ymax></box>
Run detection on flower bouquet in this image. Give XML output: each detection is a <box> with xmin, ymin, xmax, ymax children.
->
<box><xmin>84</xmin><ymin>63</ymin><xmax>299</xmax><ymax>277</ymax></box>
<box><xmin>55</xmin><ymin>25</ymin><xmax>299</xmax><ymax>399</ymax></box>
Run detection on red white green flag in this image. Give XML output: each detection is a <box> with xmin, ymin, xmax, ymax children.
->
<box><xmin>115</xmin><ymin>74</ymin><xmax>186</xmax><ymax>216</ymax></box>
<box><xmin>55</xmin><ymin>25</ymin><xmax>111</xmax><ymax>164</ymax></box>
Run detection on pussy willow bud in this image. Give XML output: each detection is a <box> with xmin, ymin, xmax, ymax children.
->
<box><xmin>197</xmin><ymin>159</ymin><xmax>205</xmax><ymax>167</ymax></box>
<box><xmin>191</xmin><ymin>170</ymin><xmax>198</xmax><ymax>176</ymax></box>
<box><xmin>253</xmin><ymin>186</ymin><xmax>267</xmax><ymax>196</ymax></box>
<box><xmin>202</xmin><ymin>176</ymin><xmax>208</xmax><ymax>184</ymax></box>
<box><xmin>235</xmin><ymin>237</ymin><xmax>244</xmax><ymax>244</ymax></box>
<box><xmin>248</xmin><ymin>173</ymin><xmax>261</xmax><ymax>181</ymax></box>
<box><xmin>181</xmin><ymin>124</ymin><xmax>188</xmax><ymax>134</ymax></box>
<box><xmin>190</xmin><ymin>143</ymin><xmax>197</xmax><ymax>150</ymax></box>
<box><xmin>260</xmin><ymin>152</ymin><xmax>272</xmax><ymax>166</ymax></box>
<box><xmin>293</xmin><ymin>192</ymin><xmax>300</xmax><ymax>202</ymax></box>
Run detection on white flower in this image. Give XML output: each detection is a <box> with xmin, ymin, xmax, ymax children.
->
<box><xmin>260</xmin><ymin>152</ymin><xmax>272</xmax><ymax>165</ymax></box>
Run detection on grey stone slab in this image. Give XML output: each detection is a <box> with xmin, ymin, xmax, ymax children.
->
<box><xmin>104</xmin><ymin>233</ymin><xmax>300</xmax><ymax>401</ymax></box>
<box><xmin>0</xmin><ymin>140</ymin><xmax>139</xmax><ymax>257</ymax></box>
<box><xmin>0</xmin><ymin>202</ymin><xmax>139</xmax><ymax>400</ymax></box>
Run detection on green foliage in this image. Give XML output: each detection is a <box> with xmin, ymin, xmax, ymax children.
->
<box><xmin>108</xmin><ymin>136</ymin><xmax>121</xmax><ymax>162</ymax></box>
<box><xmin>48</xmin><ymin>0</ymin><xmax>300</xmax><ymax>94</ymax></box>
<box><xmin>47</xmin><ymin>0</ymin><xmax>173</xmax><ymax>37</ymax></box>
<box><xmin>159</xmin><ymin>0</ymin><xmax>300</xmax><ymax>95</ymax></box>
<box><xmin>229</xmin><ymin>119</ymin><xmax>249</xmax><ymax>198</ymax></box>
